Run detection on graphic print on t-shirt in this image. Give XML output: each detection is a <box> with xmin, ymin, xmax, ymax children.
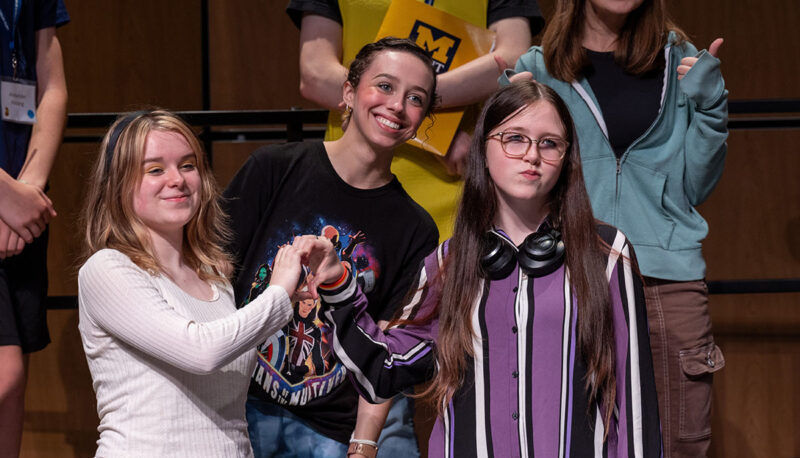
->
<box><xmin>246</xmin><ymin>218</ymin><xmax>380</xmax><ymax>405</ymax></box>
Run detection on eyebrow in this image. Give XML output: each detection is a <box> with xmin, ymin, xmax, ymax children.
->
<box><xmin>502</xmin><ymin>123</ymin><xmax>565</xmax><ymax>136</ymax></box>
<box><xmin>372</xmin><ymin>73</ymin><xmax>430</xmax><ymax>96</ymax></box>
<box><xmin>143</xmin><ymin>153</ymin><xmax>196</xmax><ymax>164</ymax></box>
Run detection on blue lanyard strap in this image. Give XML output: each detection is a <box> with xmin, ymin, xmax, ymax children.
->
<box><xmin>0</xmin><ymin>0</ymin><xmax>21</xmax><ymax>50</ymax></box>
<box><xmin>0</xmin><ymin>0</ymin><xmax>21</xmax><ymax>77</ymax></box>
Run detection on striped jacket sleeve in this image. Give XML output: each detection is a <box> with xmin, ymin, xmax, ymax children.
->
<box><xmin>320</xmin><ymin>247</ymin><xmax>442</xmax><ymax>403</ymax></box>
<box><xmin>602</xmin><ymin>225</ymin><xmax>662</xmax><ymax>457</ymax></box>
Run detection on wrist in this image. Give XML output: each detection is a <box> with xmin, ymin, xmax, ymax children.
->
<box><xmin>320</xmin><ymin>261</ymin><xmax>349</xmax><ymax>289</ymax></box>
<box><xmin>17</xmin><ymin>176</ymin><xmax>45</xmax><ymax>191</ymax></box>
<box><xmin>348</xmin><ymin>435</ymin><xmax>378</xmax><ymax>458</ymax></box>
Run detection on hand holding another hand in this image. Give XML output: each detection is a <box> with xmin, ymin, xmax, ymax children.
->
<box><xmin>0</xmin><ymin>179</ymin><xmax>56</xmax><ymax>243</ymax></box>
<box><xmin>292</xmin><ymin>235</ymin><xmax>345</xmax><ymax>295</ymax></box>
<box><xmin>0</xmin><ymin>219</ymin><xmax>26</xmax><ymax>259</ymax></box>
<box><xmin>269</xmin><ymin>244</ymin><xmax>308</xmax><ymax>302</ymax></box>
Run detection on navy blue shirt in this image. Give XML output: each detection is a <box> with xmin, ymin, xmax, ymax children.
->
<box><xmin>0</xmin><ymin>0</ymin><xmax>69</xmax><ymax>177</ymax></box>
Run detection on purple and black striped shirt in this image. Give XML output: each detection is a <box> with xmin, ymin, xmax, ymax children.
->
<box><xmin>321</xmin><ymin>225</ymin><xmax>661</xmax><ymax>457</ymax></box>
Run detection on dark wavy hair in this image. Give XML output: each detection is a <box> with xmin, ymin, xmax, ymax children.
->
<box><xmin>420</xmin><ymin>80</ymin><xmax>617</xmax><ymax>435</ymax></box>
<box><xmin>341</xmin><ymin>37</ymin><xmax>439</xmax><ymax>128</ymax></box>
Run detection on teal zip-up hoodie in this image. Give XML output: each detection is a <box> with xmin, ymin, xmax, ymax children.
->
<box><xmin>501</xmin><ymin>33</ymin><xmax>728</xmax><ymax>281</ymax></box>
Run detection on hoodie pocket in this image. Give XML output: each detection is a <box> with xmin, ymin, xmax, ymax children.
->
<box><xmin>617</xmin><ymin>160</ymin><xmax>676</xmax><ymax>249</ymax></box>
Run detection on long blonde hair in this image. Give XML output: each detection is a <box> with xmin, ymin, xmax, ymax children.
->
<box><xmin>80</xmin><ymin>110</ymin><xmax>231</xmax><ymax>282</ymax></box>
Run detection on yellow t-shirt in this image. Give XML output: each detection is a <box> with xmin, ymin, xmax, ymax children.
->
<box><xmin>328</xmin><ymin>0</ymin><xmax>488</xmax><ymax>242</ymax></box>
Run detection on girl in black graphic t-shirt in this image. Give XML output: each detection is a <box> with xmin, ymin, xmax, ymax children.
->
<box><xmin>224</xmin><ymin>38</ymin><xmax>440</xmax><ymax>457</ymax></box>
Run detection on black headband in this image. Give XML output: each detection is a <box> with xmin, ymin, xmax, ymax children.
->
<box><xmin>104</xmin><ymin>111</ymin><xmax>148</xmax><ymax>175</ymax></box>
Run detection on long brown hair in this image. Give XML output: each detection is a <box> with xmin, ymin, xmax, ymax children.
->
<box><xmin>80</xmin><ymin>110</ymin><xmax>232</xmax><ymax>282</ymax></box>
<box><xmin>541</xmin><ymin>0</ymin><xmax>687</xmax><ymax>81</ymax></box>
<box><xmin>420</xmin><ymin>81</ymin><xmax>618</xmax><ymax>433</ymax></box>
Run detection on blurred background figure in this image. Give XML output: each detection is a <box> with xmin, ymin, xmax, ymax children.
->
<box><xmin>0</xmin><ymin>0</ymin><xmax>68</xmax><ymax>456</ymax></box>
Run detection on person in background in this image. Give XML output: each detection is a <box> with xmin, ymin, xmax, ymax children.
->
<box><xmin>78</xmin><ymin>110</ymin><xmax>301</xmax><ymax>457</ymax></box>
<box><xmin>288</xmin><ymin>0</ymin><xmax>542</xmax><ymax>237</ymax></box>
<box><xmin>298</xmin><ymin>80</ymin><xmax>661</xmax><ymax>457</ymax></box>
<box><xmin>285</xmin><ymin>2</ymin><xmax>542</xmax><ymax>455</ymax></box>
<box><xmin>0</xmin><ymin>1</ymin><xmax>68</xmax><ymax>455</ymax></box>
<box><xmin>504</xmin><ymin>0</ymin><xmax>728</xmax><ymax>455</ymax></box>
<box><xmin>224</xmin><ymin>38</ymin><xmax>439</xmax><ymax>458</ymax></box>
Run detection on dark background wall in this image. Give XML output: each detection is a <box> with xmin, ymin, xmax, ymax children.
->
<box><xmin>20</xmin><ymin>0</ymin><xmax>800</xmax><ymax>456</ymax></box>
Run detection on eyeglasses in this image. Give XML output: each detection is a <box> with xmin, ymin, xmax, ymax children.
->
<box><xmin>487</xmin><ymin>131</ymin><xmax>569</xmax><ymax>163</ymax></box>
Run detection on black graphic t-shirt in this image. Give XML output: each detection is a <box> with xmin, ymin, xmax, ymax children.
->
<box><xmin>223</xmin><ymin>141</ymin><xmax>438</xmax><ymax>443</ymax></box>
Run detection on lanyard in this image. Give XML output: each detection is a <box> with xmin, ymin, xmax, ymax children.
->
<box><xmin>0</xmin><ymin>0</ymin><xmax>21</xmax><ymax>77</ymax></box>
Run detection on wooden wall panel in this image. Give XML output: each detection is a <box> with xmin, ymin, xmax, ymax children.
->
<box><xmin>21</xmin><ymin>311</ymin><xmax>96</xmax><ymax>458</ymax></box>
<box><xmin>212</xmin><ymin>141</ymin><xmax>275</xmax><ymax>188</ymax></box>
<box><xmin>701</xmin><ymin>130</ymin><xmax>800</xmax><ymax>280</ymax></box>
<box><xmin>670</xmin><ymin>0</ymin><xmax>800</xmax><ymax>100</ymax></box>
<box><xmin>710</xmin><ymin>295</ymin><xmax>800</xmax><ymax>457</ymax></box>
<box><xmin>208</xmin><ymin>0</ymin><xmax>306</xmax><ymax>110</ymax></box>
<box><xmin>45</xmin><ymin>142</ymin><xmax>98</xmax><ymax>297</ymax></box>
<box><xmin>58</xmin><ymin>0</ymin><xmax>203</xmax><ymax>112</ymax></box>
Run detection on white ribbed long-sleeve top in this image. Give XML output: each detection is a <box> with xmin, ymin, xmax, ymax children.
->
<box><xmin>78</xmin><ymin>249</ymin><xmax>293</xmax><ymax>457</ymax></box>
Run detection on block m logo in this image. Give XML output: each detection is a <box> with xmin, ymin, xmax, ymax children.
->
<box><xmin>409</xmin><ymin>21</ymin><xmax>461</xmax><ymax>74</ymax></box>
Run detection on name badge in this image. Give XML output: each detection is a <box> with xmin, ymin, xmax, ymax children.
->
<box><xmin>1</xmin><ymin>78</ymin><xmax>36</xmax><ymax>124</ymax></box>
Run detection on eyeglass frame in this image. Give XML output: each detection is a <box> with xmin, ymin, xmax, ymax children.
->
<box><xmin>487</xmin><ymin>131</ymin><xmax>570</xmax><ymax>163</ymax></box>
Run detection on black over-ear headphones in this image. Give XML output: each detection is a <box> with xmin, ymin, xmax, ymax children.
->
<box><xmin>104</xmin><ymin>111</ymin><xmax>148</xmax><ymax>174</ymax></box>
<box><xmin>480</xmin><ymin>225</ymin><xmax>565</xmax><ymax>280</ymax></box>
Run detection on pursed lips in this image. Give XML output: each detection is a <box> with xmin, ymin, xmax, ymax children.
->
<box><xmin>162</xmin><ymin>194</ymin><xmax>189</xmax><ymax>202</ymax></box>
<box><xmin>520</xmin><ymin>169</ymin><xmax>541</xmax><ymax>180</ymax></box>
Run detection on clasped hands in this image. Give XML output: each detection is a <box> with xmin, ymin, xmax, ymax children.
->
<box><xmin>0</xmin><ymin>179</ymin><xmax>56</xmax><ymax>259</ymax></box>
<box><xmin>265</xmin><ymin>235</ymin><xmax>347</xmax><ymax>303</ymax></box>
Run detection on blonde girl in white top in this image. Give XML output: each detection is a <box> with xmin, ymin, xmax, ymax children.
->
<box><xmin>78</xmin><ymin>110</ymin><xmax>307</xmax><ymax>457</ymax></box>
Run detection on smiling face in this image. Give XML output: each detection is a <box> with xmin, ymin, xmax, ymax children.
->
<box><xmin>486</xmin><ymin>101</ymin><xmax>566</xmax><ymax>216</ymax></box>
<box><xmin>342</xmin><ymin>50</ymin><xmax>434</xmax><ymax>153</ymax></box>
<box><xmin>132</xmin><ymin>130</ymin><xmax>201</xmax><ymax>238</ymax></box>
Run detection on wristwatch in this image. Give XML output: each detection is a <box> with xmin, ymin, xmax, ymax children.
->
<box><xmin>347</xmin><ymin>441</ymin><xmax>378</xmax><ymax>458</ymax></box>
